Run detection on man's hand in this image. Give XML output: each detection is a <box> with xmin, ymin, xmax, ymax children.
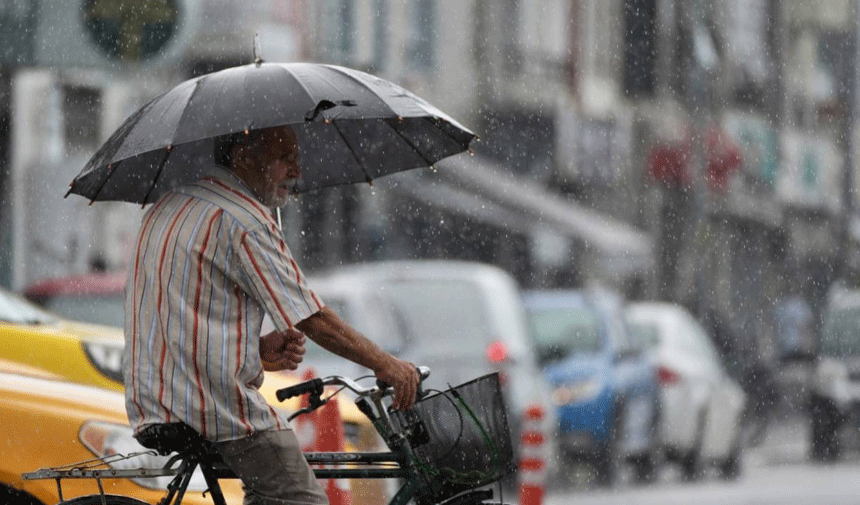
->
<box><xmin>375</xmin><ymin>357</ymin><xmax>420</xmax><ymax>410</ymax></box>
<box><xmin>260</xmin><ymin>328</ymin><xmax>306</xmax><ymax>371</ymax></box>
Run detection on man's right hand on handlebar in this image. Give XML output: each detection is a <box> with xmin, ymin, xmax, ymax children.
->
<box><xmin>296</xmin><ymin>306</ymin><xmax>420</xmax><ymax>410</ymax></box>
<box><xmin>374</xmin><ymin>356</ymin><xmax>420</xmax><ymax>410</ymax></box>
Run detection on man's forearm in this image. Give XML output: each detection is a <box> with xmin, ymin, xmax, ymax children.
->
<box><xmin>296</xmin><ymin>305</ymin><xmax>389</xmax><ymax>372</ymax></box>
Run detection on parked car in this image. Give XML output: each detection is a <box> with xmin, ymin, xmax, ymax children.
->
<box><xmin>306</xmin><ymin>260</ymin><xmax>559</xmax><ymax>482</ymax></box>
<box><xmin>2</xmin><ymin>284</ymin><xmax>125</xmax><ymax>389</ymax></box>
<box><xmin>809</xmin><ymin>284</ymin><xmax>860</xmax><ymax>461</ymax></box>
<box><xmin>25</xmin><ymin>270</ymin><xmax>126</xmax><ymax>328</ymax></box>
<box><xmin>522</xmin><ymin>288</ymin><xmax>660</xmax><ymax>486</ymax></box>
<box><xmin>626</xmin><ymin>301</ymin><xmax>746</xmax><ymax>480</ymax></box>
<box><xmin>0</xmin><ymin>358</ymin><xmax>246</xmax><ymax>505</ymax></box>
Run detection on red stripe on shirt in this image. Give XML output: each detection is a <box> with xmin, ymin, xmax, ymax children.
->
<box><xmin>289</xmin><ymin>258</ymin><xmax>302</xmax><ymax>286</ymax></box>
<box><xmin>192</xmin><ymin>209</ymin><xmax>222</xmax><ymax>437</ymax></box>
<box><xmin>310</xmin><ymin>290</ymin><xmax>323</xmax><ymax>312</ymax></box>
<box><xmin>241</xmin><ymin>234</ymin><xmax>294</xmax><ymax>329</ymax></box>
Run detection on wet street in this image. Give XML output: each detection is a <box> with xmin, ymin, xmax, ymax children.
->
<box><xmin>541</xmin><ymin>410</ymin><xmax>860</xmax><ymax>505</ymax></box>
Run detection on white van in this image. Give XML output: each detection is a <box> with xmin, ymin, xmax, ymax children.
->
<box><xmin>302</xmin><ymin>260</ymin><xmax>559</xmax><ymax>481</ymax></box>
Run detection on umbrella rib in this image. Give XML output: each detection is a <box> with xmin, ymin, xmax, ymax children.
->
<box><xmin>86</xmin><ymin>159</ymin><xmax>122</xmax><ymax>204</ymax></box>
<box><xmin>141</xmin><ymin>145</ymin><xmax>174</xmax><ymax>206</ymax></box>
<box><xmin>383</xmin><ymin>118</ymin><xmax>436</xmax><ymax>167</ymax></box>
<box><xmin>330</xmin><ymin>121</ymin><xmax>375</xmax><ymax>185</ymax></box>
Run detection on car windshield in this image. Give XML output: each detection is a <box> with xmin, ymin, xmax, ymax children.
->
<box><xmin>41</xmin><ymin>294</ymin><xmax>125</xmax><ymax>328</ymax></box>
<box><xmin>821</xmin><ymin>306</ymin><xmax>860</xmax><ymax>356</ymax></box>
<box><xmin>379</xmin><ymin>279</ymin><xmax>492</xmax><ymax>353</ymax></box>
<box><xmin>629</xmin><ymin>321</ymin><xmax>660</xmax><ymax>348</ymax></box>
<box><xmin>527</xmin><ymin>306</ymin><xmax>602</xmax><ymax>365</ymax></box>
<box><xmin>0</xmin><ymin>289</ymin><xmax>55</xmax><ymax>325</ymax></box>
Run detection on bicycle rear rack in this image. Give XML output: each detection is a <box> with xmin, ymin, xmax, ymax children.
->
<box><xmin>22</xmin><ymin>451</ymin><xmax>180</xmax><ymax>502</ymax></box>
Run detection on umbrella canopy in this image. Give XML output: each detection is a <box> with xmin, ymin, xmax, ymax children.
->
<box><xmin>69</xmin><ymin>62</ymin><xmax>476</xmax><ymax>204</ymax></box>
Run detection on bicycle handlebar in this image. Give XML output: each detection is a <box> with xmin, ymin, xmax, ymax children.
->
<box><xmin>275</xmin><ymin>366</ymin><xmax>430</xmax><ymax>403</ymax></box>
<box><xmin>275</xmin><ymin>377</ymin><xmax>325</xmax><ymax>402</ymax></box>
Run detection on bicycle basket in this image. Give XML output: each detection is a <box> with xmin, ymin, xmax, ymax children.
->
<box><xmin>391</xmin><ymin>372</ymin><xmax>515</xmax><ymax>504</ymax></box>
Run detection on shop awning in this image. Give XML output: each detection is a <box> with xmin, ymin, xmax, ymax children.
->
<box><xmin>435</xmin><ymin>154</ymin><xmax>655</xmax><ymax>273</ymax></box>
<box><xmin>386</xmin><ymin>174</ymin><xmax>534</xmax><ymax>233</ymax></box>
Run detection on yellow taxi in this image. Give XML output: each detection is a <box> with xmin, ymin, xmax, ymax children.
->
<box><xmin>0</xmin><ymin>358</ymin><xmax>246</xmax><ymax>504</ymax></box>
<box><xmin>7</xmin><ymin>283</ymin><xmax>387</xmax><ymax>504</ymax></box>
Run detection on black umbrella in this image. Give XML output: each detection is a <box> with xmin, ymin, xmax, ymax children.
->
<box><xmin>68</xmin><ymin>62</ymin><xmax>476</xmax><ymax>205</ymax></box>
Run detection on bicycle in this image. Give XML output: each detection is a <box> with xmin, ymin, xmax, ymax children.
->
<box><xmin>22</xmin><ymin>367</ymin><xmax>515</xmax><ymax>505</ymax></box>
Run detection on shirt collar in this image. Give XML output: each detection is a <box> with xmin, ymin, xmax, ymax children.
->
<box><xmin>199</xmin><ymin>165</ymin><xmax>261</xmax><ymax>203</ymax></box>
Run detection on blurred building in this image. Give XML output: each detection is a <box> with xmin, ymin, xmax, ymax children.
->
<box><xmin>0</xmin><ymin>0</ymin><xmax>855</xmax><ymax>369</ymax></box>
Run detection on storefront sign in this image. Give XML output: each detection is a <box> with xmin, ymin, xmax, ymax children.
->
<box><xmin>722</xmin><ymin>112</ymin><xmax>779</xmax><ymax>188</ymax></box>
<box><xmin>778</xmin><ymin>129</ymin><xmax>842</xmax><ymax>212</ymax></box>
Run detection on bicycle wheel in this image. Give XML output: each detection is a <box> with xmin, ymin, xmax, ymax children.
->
<box><xmin>58</xmin><ymin>495</ymin><xmax>150</xmax><ymax>505</ymax></box>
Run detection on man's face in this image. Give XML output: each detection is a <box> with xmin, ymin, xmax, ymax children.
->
<box><xmin>233</xmin><ymin>126</ymin><xmax>301</xmax><ymax>208</ymax></box>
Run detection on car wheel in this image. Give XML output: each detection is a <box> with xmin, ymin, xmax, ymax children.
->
<box><xmin>681</xmin><ymin>412</ymin><xmax>705</xmax><ymax>481</ymax></box>
<box><xmin>718</xmin><ymin>421</ymin><xmax>744</xmax><ymax>480</ymax></box>
<box><xmin>632</xmin><ymin>452</ymin><xmax>657</xmax><ymax>483</ymax></box>
<box><xmin>718</xmin><ymin>446</ymin><xmax>742</xmax><ymax>480</ymax></box>
<box><xmin>0</xmin><ymin>485</ymin><xmax>44</xmax><ymax>505</ymax></box>
<box><xmin>632</xmin><ymin>402</ymin><xmax>661</xmax><ymax>484</ymax></box>
<box><xmin>594</xmin><ymin>408</ymin><xmax>623</xmax><ymax>488</ymax></box>
<box><xmin>810</xmin><ymin>396</ymin><xmax>840</xmax><ymax>462</ymax></box>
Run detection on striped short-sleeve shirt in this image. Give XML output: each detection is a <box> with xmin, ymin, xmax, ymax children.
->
<box><xmin>123</xmin><ymin>167</ymin><xmax>324</xmax><ymax>442</ymax></box>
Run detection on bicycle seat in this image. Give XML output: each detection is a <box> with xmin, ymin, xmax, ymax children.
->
<box><xmin>135</xmin><ymin>423</ymin><xmax>221</xmax><ymax>460</ymax></box>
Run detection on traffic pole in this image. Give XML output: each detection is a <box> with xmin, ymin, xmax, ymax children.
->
<box><xmin>518</xmin><ymin>405</ymin><xmax>546</xmax><ymax>505</ymax></box>
<box><xmin>316</xmin><ymin>393</ymin><xmax>352</xmax><ymax>505</ymax></box>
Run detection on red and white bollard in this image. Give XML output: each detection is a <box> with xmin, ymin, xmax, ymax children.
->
<box><xmin>518</xmin><ymin>405</ymin><xmax>546</xmax><ymax>505</ymax></box>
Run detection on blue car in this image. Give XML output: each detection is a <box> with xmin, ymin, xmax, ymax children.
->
<box><xmin>523</xmin><ymin>288</ymin><xmax>660</xmax><ymax>486</ymax></box>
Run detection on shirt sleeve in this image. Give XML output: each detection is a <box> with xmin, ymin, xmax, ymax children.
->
<box><xmin>234</xmin><ymin>221</ymin><xmax>324</xmax><ymax>331</ymax></box>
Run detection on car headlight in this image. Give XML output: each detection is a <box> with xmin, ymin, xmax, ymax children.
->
<box><xmin>81</xmin><ymin>340</ymin><xmax>124</xmax><ymax>383</ymax></box>
<box><xmin>551</xmin><ymin>380</ymin><xmax>600</xmax><ymax>406</ymax></box>
<box><xmin>79</xmin><ymin>421</ymin><xmax>208</xmax><ymax>492</ymax></box>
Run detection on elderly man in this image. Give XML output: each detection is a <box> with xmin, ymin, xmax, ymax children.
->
<box><xmin>124</xmin><ymin>125</ymin><xmax>418</xmax><ymax>504</ymax></box>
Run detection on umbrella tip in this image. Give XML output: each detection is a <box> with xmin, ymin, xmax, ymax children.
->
<box><xmin>253</xmin><ymin>33</ymin><xmax>263</xmax><ymax>66</ymax></box>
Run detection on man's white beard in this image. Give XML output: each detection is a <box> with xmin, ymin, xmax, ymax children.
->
<box><xmin>263</xmin><ymin>178</ymin><xmax>298</xmax><ymax>208</ymax></box>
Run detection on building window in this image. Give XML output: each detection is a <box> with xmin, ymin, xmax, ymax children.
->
<box><xmin>321</xmin><ymin>0</ymin><xmax>354</xmax><ymax>64</ymax></box>
<box><xmin>372</xmin><ymin>0</ymin><xmax>388</xmax><ymax>72</ymax></box>
<box><xmin>502</xmin><ymin>0</ymin><xmax>522</xmax><ymax>75</ymax></box>
<box><xmin>623</xmin><ymin>0</ymin><xmax>657</xmax><ymax>97</ymax></box>
<box><xmin>63</xmin><ymin>85</ymin><xmax>101</xmax><ymax>152</ymax></box>
<box><xmin>408</xmin><ymin>0</ymin><xmax>435</xmax><ymax>71</ymax></box>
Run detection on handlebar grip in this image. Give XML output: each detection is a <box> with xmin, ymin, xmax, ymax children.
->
<box><xmin>276</xmin><ymin>378</ymin><xmax>324</xmax><ymax>402</ymax></box>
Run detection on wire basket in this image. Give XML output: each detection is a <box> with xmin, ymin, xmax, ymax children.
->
<box><xmin>391</xmin><ymin>372</ymin><xmax>516</xmax><ymax>504</ymax></box>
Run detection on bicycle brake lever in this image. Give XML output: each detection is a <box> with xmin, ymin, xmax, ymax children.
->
<box><xmin>287</xmin><ymin>396</ymin><xmax>328</xmax><ymax>422</ymax></box>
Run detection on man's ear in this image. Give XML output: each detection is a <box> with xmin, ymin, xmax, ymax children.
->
<box><xmin>231</xmin><ymin>143</ymin><xmax>251</xmax><ymax>171</ymax></box>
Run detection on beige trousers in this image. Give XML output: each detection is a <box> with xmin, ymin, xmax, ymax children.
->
<box><xmin>216</xmin><ymin>429</ymin><xmax>329</xmax><ymax>505</ymax></box>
